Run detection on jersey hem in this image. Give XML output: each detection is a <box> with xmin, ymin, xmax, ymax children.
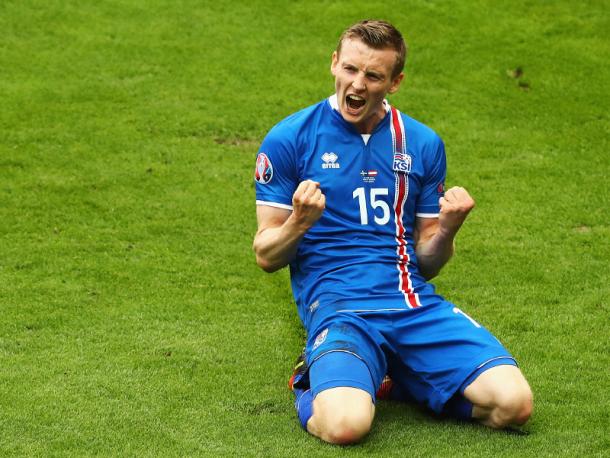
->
<box><xmin>415</xmin><ymin>212</ymin><xmax>440</xmax><ymax>218</ymax></box>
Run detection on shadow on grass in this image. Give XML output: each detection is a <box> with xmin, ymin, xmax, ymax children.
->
<box><xmin>367</xmin><ymin>400</ymin><xmax>531</xmax><ymax>446</ymax></box>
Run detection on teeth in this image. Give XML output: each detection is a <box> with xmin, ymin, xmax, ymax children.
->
<box><xmin>348</xmin><ymin>95</ymin><xmax>364</xmax><ymax>101</ymax></box>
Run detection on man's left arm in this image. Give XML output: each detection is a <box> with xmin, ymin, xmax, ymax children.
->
<box><xmin>415</xmin><ymin>186</ymin><xmax>475</xmax><ymax>280</ymax></box>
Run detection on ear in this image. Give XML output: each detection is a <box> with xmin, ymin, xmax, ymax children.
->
<box><xmin>387</xmin><ymin>72</ymin><xmax>405</xmax><ymax>94</ymax></box>
<box><xmin>330</xmin><ymin>51</ymin><xmax>339</xmax><ymax>76</ymax></box>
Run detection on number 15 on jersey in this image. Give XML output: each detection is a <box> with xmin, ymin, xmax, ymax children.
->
<box><xmin>353</xmin><ymin>187</ymin><xmax>390</xmax><ymax>226</ymax></box>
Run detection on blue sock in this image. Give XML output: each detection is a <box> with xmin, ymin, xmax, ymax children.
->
<box><xmin>443</xmin><ymin>393</ymin><xmax>473</xmax><ymax>421</ymax></box>
<box><xmin>294</xmin><ymin>388</ymin><xmax>313</xmax><ymax>430</ymax></box>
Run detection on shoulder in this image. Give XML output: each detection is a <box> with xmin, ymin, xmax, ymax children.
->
<box><xmin>392</xmin><ymin>109</ymin><xmax>446</xmax><ymax>177</ymax></box>
<box><xmin>265</xmin><ymin>99</ymin><xmax>330</xmax><ymax>143</ymax></box>
<box><xmin>399</xmin><ymin>111</ymin><xmax>443</xmax><ymax>148</ymax></box>
<box><xmin>258</xmin><ymin>99</ymin><xmax>330</xmax><ymax>172</ymax></box>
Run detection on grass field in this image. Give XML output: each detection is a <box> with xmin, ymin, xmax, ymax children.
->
<box><xmin>1</xmin><ymin>0</ymin><xmax>608</xmax><ymax>456</ymax></box>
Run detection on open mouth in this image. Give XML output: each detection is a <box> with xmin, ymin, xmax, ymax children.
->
<box><xmin>346</xmin><ymin>94</ymin><xmax>366</xmax><ymax>112</ymax></box>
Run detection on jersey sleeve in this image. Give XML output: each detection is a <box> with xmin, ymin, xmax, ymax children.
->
<box><xmin>415</xmin><ymin>134</ymin><xmax>446</xmax><ymax>217</ymax></box>
<box><xmin>254</xmin><ymin>123</ymin><xmax>299</xmax><ymax>210</ymax></box>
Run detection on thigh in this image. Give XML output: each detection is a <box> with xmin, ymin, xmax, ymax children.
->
<box><xmin>309</xmin><ymin>349</ymin><xmax>376</xmax><ymax>398</ymax></box>
<box><xmin>386</xmin><ymin>301</ymin><xmax>516</xmax><ymax>413</ymax></box>
<box><xmin>300</xmin><ymin>312</ymin><xmax>387</xmax><ymax>397</ymax></box>
<box><xmin>304</xmin><ymin>330</ymin><xmax>379</xmax><ymax>444</ymax></box>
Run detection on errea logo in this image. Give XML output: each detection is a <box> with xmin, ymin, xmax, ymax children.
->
<box><xmin>322</xmin><ymin>152</ymin><xmax>340</xmax><ymax>169</ymax></box>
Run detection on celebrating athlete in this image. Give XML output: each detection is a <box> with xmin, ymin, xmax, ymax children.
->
<box><xmin>253</xmin><ymin>20</ymin><xmax>532</xmax><ymax>445</ymax></box>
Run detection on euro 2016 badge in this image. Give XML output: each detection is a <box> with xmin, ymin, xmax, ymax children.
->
<box><xmin>393</xmin><ymin>152</ymin><xmax>412</xmax><ymax>174</ymax></box>
<box><xmin>312</xmin><ymin>328</ymin><xmax>328</xmax><ymax>350</ymax></box>
<box><xmin>255</xmin><ymin>152</ymin><xmax>273</xmax><ymax>184</ymax></box>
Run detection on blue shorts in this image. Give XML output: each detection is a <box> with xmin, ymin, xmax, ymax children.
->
<box><xmin>295</xmin><ymin>300</ymin><xmax>516</xmax><ymax>414</ymax></box>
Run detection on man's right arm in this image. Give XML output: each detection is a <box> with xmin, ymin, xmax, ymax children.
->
<box><xmin>253</xmin><ymin>180</ymin><xmax>325</xmax><ymax>273</ymax></box>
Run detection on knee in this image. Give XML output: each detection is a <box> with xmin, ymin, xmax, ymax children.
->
<box><xmin>466</xmin><ymin>365</ymin><xmax>534</xmax><ymax>429</ymax></box>
<box><xmin>492</xmin><ymin>384</ymin><xmax>534</xmax><ymax>428</ymax></box>
<box><xmin>310</xmin><ymin>387</ymin><xmax>374</xmax><ymax>444</ymax></box>
<box><xmin>320</xmin><ymin>410</ymin><xmax>373</xmax><ymax>445</ymax></box>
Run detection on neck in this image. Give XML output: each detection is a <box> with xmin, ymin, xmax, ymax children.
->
<box><xmin>353</xmin><ymin>106</ymin><xmax>387</xmax><ymax>134</ymax></box>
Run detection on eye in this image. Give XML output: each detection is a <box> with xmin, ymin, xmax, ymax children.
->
<box><xmin>367</xmin><ymin>73</ymin><xmax>382</xmax><ymax>81</ymax></box>
<box><xmin>343</xmin><ymin>65</ymin><xmax>357</xmax><ymax>73</ymax></box>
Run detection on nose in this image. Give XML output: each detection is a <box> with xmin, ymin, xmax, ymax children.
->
<box><xmin>352</xmin><ymin>72</ymin><xmax>366</xmax><ymax>91</ymax></box>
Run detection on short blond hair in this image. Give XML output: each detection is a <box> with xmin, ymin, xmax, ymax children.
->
<box><xmin>337</xmin><ymin>20</ymin><xmax>407</xmax><ymax>78</ymax></box>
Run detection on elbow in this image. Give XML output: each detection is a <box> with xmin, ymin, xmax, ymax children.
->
<box><xmin>253</xmin><ymin>242</ymin><xmax>275</xmax><ymax>273</ymax></box>
<box><xmin>252</xmin><ymin>235</ymin><xmax>289</xmax><ymax>273</ymax></box>
<box><xmin>253</xmin><ymin>248</ymin><xmax>284</xmax><ymax>273</ymax></box>
<box><xmin>256</xmin><ymin>255</ymin><xmax>281</xmax><ymax>273</ymax></box>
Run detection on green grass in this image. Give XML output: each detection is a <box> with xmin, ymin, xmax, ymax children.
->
<box><xmin>0</xmin><ymin>0</ymin><xmax>608</xmax><ymax>456</ymax></box>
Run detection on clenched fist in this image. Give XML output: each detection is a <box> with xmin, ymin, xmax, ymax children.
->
<box><xmin>292</xmin><ymin>180</ymin><xmax>326</xmax><ymax>230</ymax></box>
<box><xmin>438</xmin><ymin>186</ymin><xmax>475</xmax><ymax>236</ymax></box>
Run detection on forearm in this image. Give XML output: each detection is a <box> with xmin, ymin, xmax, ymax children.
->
<box><xmin>415</xmin><ymin>228</ymin><xmax>456</xmax><ymax>280</ymax></box>
<box><xmin>415</xmin><ymin>186</ymin><xmax>475</xmax><ymax>280</ymax></box>
<box><xmin>254</xmin><ymin>180</ymin><xmax>326</xmax><ymax>272</ymax></box>
<box><xmin>253</xmin><ymin>214</ymin><xmax>310</xmax><ymax>273</ymax></box>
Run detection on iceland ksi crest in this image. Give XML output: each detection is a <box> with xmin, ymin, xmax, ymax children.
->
<box><xmin>393</xmin><ymin>152</ymin><xmax>412</xmax><ymax>174</ymax></box>
<box><xmin>255</xmin><ymin>152</ymin><xmax>273</xmax><ymax>184</ymax></box>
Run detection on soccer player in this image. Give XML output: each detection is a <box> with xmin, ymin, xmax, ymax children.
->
<box><xmin>253</xmin><ymin>20</ymin><xmax>533</xmax><ymax>445</ymax></box>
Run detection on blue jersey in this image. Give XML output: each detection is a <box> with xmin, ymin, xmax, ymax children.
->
<box><xmin>255</xmin><ymin>95</ymin><xmax>447</xmax><ymax>327</ymax></box>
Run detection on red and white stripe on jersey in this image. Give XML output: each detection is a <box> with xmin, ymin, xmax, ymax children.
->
<box><xmin>390</xmin><ymin>107</ymin><xmax>421</xmax><ymax>308</ymax></box>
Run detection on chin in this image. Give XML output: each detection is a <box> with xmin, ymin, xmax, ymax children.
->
<box><xmin>340</xmin><ymin>107</ymin><xmax>363</xmax><ymax>124</ymax></box>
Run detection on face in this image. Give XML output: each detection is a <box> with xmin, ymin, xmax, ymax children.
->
<box><xmin>331</xmin><ymin>38</ymin><xmax>404</xmax><ymax>134</ymax></box>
